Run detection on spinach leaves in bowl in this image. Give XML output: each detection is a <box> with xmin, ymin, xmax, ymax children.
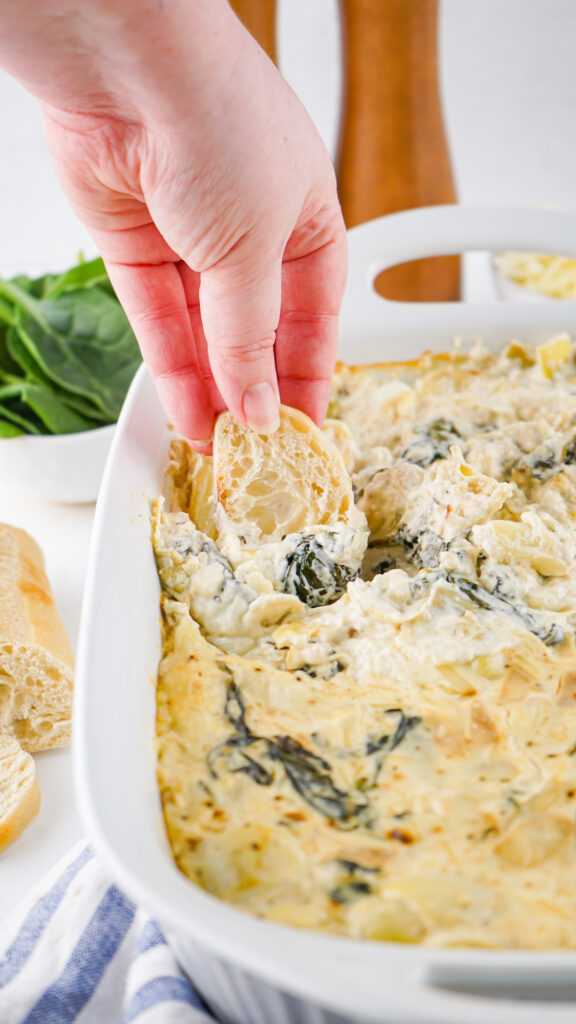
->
<box><xmin>0</xmin><ymin>257</ymin><xmax>141</xmax><ymax>436</ymax></box>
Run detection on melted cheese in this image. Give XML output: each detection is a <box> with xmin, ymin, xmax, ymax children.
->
<box><xmin>496</xmin><ymin>250</ymin><xmax>576</xmax><ymax>299</ymax></box>
<box><xmin>154</xmin><ymin>338</ymin><xmax>576</xmax><ymax>949</ymax></box>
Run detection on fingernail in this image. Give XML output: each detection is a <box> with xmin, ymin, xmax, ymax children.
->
<box><xmin>188</xmin><ymin>438</ymin><xmax>213</xmax><ymax>453</ymax></box>
<box><xmin>242</xmin><ymin>382</ymin><xmax>280</xmax><ymax>434</ymax></box>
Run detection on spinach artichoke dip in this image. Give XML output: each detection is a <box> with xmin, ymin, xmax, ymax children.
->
<box><xmin>153</xmin><ymin>334</ymin><xmax>576</xmax><ymax>949</ymax></box>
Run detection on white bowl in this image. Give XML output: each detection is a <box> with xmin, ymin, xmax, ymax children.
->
<box><xmin>0</xmin><ymin>423</ymin><xmax>116</xmax><ymax>504</ymax></box>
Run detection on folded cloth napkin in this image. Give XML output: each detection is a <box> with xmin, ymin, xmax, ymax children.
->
<box><xmin>0</xmin><ymin>842</ymin><xmax>220</xmax><ymax>1024</ymax></box>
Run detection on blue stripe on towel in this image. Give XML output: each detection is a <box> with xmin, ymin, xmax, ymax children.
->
<box><xmin>123</xmin><ymin>975</ymin><xmax>206</xmax><ymax>1022</ymax></box>
<box><xmin>0</xmin><ymin>845</ymin><xmax>93</xmax><ymax>989</ymax></box>
<box><xmin>135</xmin><ymin>919</ymin><xmax>166</xmax><ymax>955</ymax></box>
<box><xmin>22</xmin><ymin>885</ymin><xmax>136</xmax><ymax>1024</ymax></box>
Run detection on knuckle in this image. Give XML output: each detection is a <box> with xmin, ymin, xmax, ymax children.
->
<box><xmin>210</xmin><ymin>335</ymin><xmax>276</xmax><ymax>363</ymax></box>
<box><xmin>129</xmin><ymin>301</ymin><xmax>184</xmax><ymax>332</ymax></box>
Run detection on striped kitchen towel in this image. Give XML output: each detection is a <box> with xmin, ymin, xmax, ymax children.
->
<box><xmin>0</xmin><ymin>842</ymin><xmax>219</xmax><ymax>1024</ymax></box>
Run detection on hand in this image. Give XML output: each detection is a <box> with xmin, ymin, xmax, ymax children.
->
<box><xmin>0</xmin><ymin>0</ymin><xmax>347</xmax><ymax>448</ymax></box>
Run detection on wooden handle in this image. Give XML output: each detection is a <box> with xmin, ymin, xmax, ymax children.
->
<box><xmin>337</xmin><ymin>0</ymin><xmax>460</xmax><ymax>301</ymax></box>
<box><xmin>229</xmin><ymin>0</ymin><xmax>278</xmax><ymax>63</ymax></box>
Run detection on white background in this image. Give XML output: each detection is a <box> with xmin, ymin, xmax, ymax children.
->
<box><xmin>2</xmin><ymin>0</ymin><xmax>576</xmax><ymax>275</ymax></box>
<box><xmin>0</xmin><ymin>0</ymin><xmax>575</xmax><ymax>916</ymax></box>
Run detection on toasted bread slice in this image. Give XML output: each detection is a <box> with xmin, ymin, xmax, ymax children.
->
<box><xmin>162</xmin><ymin>440</ymin><xmax>217</xmax><ymax>540</ymax></box>
<box><xmin>214</xmin><ymin>406</ymin><xmax>359</xmax><ymax>543</ymax></box>
<box><xmin>0</xmin><ymin>731</ymin><xmax>40</xmax><ymax>852</ymax></box>
<box><xmin>0</xmin><ymin>643</ymin><xmax>73</xmax><ymax>752</ymax></box>
<box><xmin>0</xmin><ymin>524</ymin><xmax>73</xmax><ymax>752</ymax></box>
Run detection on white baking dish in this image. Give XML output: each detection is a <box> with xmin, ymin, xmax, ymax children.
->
<box><xmin>76</xmin><ymin>206</ymin><xmax>576</xmax><ymax>1024</ymax></box>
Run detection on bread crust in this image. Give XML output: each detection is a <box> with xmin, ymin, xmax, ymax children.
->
<box><xmin>0</xmin><ymin>524</ymin><xmax>73</xmax><ymax>851</ymax></box>
<box><xmin>0</xmin><ymin>524</ymin><xmax>73</xmax><ymax>669</ymax></box>
<box><xmin>0</xmin><ymin>732</ymin><xmax>41</xmax><ymax>852</ymax></box>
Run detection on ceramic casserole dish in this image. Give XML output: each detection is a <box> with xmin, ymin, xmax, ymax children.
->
<box><xmin>76</xmin><ymin>207</ymin><xmax>576</xmax><ymax>1024</ymax></box>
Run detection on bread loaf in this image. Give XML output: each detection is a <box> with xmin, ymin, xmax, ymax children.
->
<box><xmin>0</xmin><ymin>524</ymin><xmax>73</xmax><ymax>751</ymax></box>
<box><xmin>0</xmin><ymin>523</ymin><xmax>74</xmax><ymax>850</ymax></box>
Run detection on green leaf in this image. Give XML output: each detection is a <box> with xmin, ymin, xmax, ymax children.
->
<box><xmin>0</xmin><ymin>279</ymin><xmax>141</xmax><ymax>419</ymax></box>
<box><xmin>19</xmin><ymin>382</ymin><xmax>99</xmax><ymax>434</ymax></box>
<box><xmin>9</xmin><ymin>257</ymin><xmax>114</xmax><ymax>302</ymax></box>
<box><xmin>0</xmin><ymin>380</ymin><xmax>98</xmax><ymax>435</ymax></box>
<box><xmin>0</xmin><ymin>256</ymin><xmax>140</xmax><ymax>435</ymax></box>
<box><xmin>0</xmin><ymin>419</ymin><xmax>23</xmax><ymax>438</ymax></box>
<box><xmin>42</xmin><ymin>257</ymin><xmax>111</xmax><ymax>299</ymax></box>
<box><xmin>0</xmin><ymin>295</ymin><xmax>15</xmax><ymax>327</ymax></box>
<box><xmin>6</xmin><ymin>327</ymin><xmax>111</xmax><ymax>423</ymax></box>
<box><xmin>7</xmin><ymin>274</ymin><xmax>51</xmax><ymax>299</ymax></box>
<box><xmin>0</xmin><ymin>329</ymin><xmax>22</xmax><ymax>381</ymax></box>
<box><xmin>0</xmin><ymin>391</ymin><xmax>44</xmax><ymax>434</ymax></box>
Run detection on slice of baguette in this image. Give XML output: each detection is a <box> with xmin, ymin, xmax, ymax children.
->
<box><xmin>161</xmin><ymin>439</ymin><xmax>217</xmax><ymax>540</ymax></box>
<box><xmin>0</xmin><ymin>524</ymin><xmax>73</xmax><ymax>753</ymax></box>
<box><xmin>0</xmin><ymin>731</ymin><xmax>40</xmax><ymax>852</ymax></box>
<box><xmin>214</xmin><ymin>405</ymin><xmax>360</xmax><ymax>543</ymax></box>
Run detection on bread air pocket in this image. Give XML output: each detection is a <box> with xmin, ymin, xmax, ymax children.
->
<box><xmin>214</xmin><ymin>405</ymin><xmax>364</xmax><ymax>541</ymax></box>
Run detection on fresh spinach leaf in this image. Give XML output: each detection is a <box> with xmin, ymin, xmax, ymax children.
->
<box><xmin>16</xmin><ymin>382</ymin><xmax>98</xmax><ymax>434</ymax></box>
<box><xmin>6</xmin><ymin>327</ymin><xmax>110</xmax><ymax>423</ymax></box>
<box><xmin>0</xmin><ymin>257</ymin><xmax>141</xmax><ymax>436</ymax></box>
<box><xmin>0</xmin><ymin>386</ymin><xmax>45</xmax><ymax>433</ymax></box>
<box><xmin>42</xmin><ymin>257</ymin><xmax>111</xmax><ymax>299</ymax></box>
<box><xmin>0</xmin><ymin>419</ymin><xmax>22</xmax><ymax>438</ymax></box>
<box><xmin>5</xmin><ymin>285</ymin><xmax>140</xmax><ymax>420</ymax></box>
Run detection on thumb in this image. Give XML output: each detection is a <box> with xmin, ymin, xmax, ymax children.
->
<box><xmin>199</xmin><ymin>254</ymin><xmax>281</xmax><ymax>434</ymax></box>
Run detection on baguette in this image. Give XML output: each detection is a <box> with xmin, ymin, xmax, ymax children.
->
<box><xmin>0</xmin><ymin>731</ymin><xmax>40</xmax><ymax>852</ymax></box>
<box><xmin>0</xmin><ymin>524</ymin><xmax>74</xmax><ymax>852</ymax></box>
<box><xmin>161</xmin><ymin>439</ymin><xmax>217</xmax><ymax>540</ymax></box>
<box><xmin>0</xmin><ymin>523</ymin><xmax>73</xmax><ymax>752</ymax></box>
<box><xmin>214</xmin><ymin>405</ymin><xmax>361</xmax><ymax>543</ymax></box>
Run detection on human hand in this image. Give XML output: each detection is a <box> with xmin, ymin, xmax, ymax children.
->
<box><xmin>0</xmin><ymin>0</ymin><xmax>347</xmax><ymax>449</ymax></box>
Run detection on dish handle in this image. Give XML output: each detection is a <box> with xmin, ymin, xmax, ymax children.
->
<box><xmin>339</xmin><ymin>205</ymin><xmax>576</xmax><ymax>360</ymax></box>
<box><xmin>371</xmin><ymin>961</ymin><xmax>576</xmax><ymax>1024</ymax></box>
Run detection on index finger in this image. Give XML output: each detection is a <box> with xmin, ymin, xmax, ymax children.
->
<box><xmin>105</xmin><ymin>257</ymin><xmax>218</xmax><ymax>444</ymax></box>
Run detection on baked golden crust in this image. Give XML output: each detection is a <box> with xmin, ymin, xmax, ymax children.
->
<box><xmin>154</xmin><ymin>337</ymin><xmax>576</xmax><ymax>948</ymax></box>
